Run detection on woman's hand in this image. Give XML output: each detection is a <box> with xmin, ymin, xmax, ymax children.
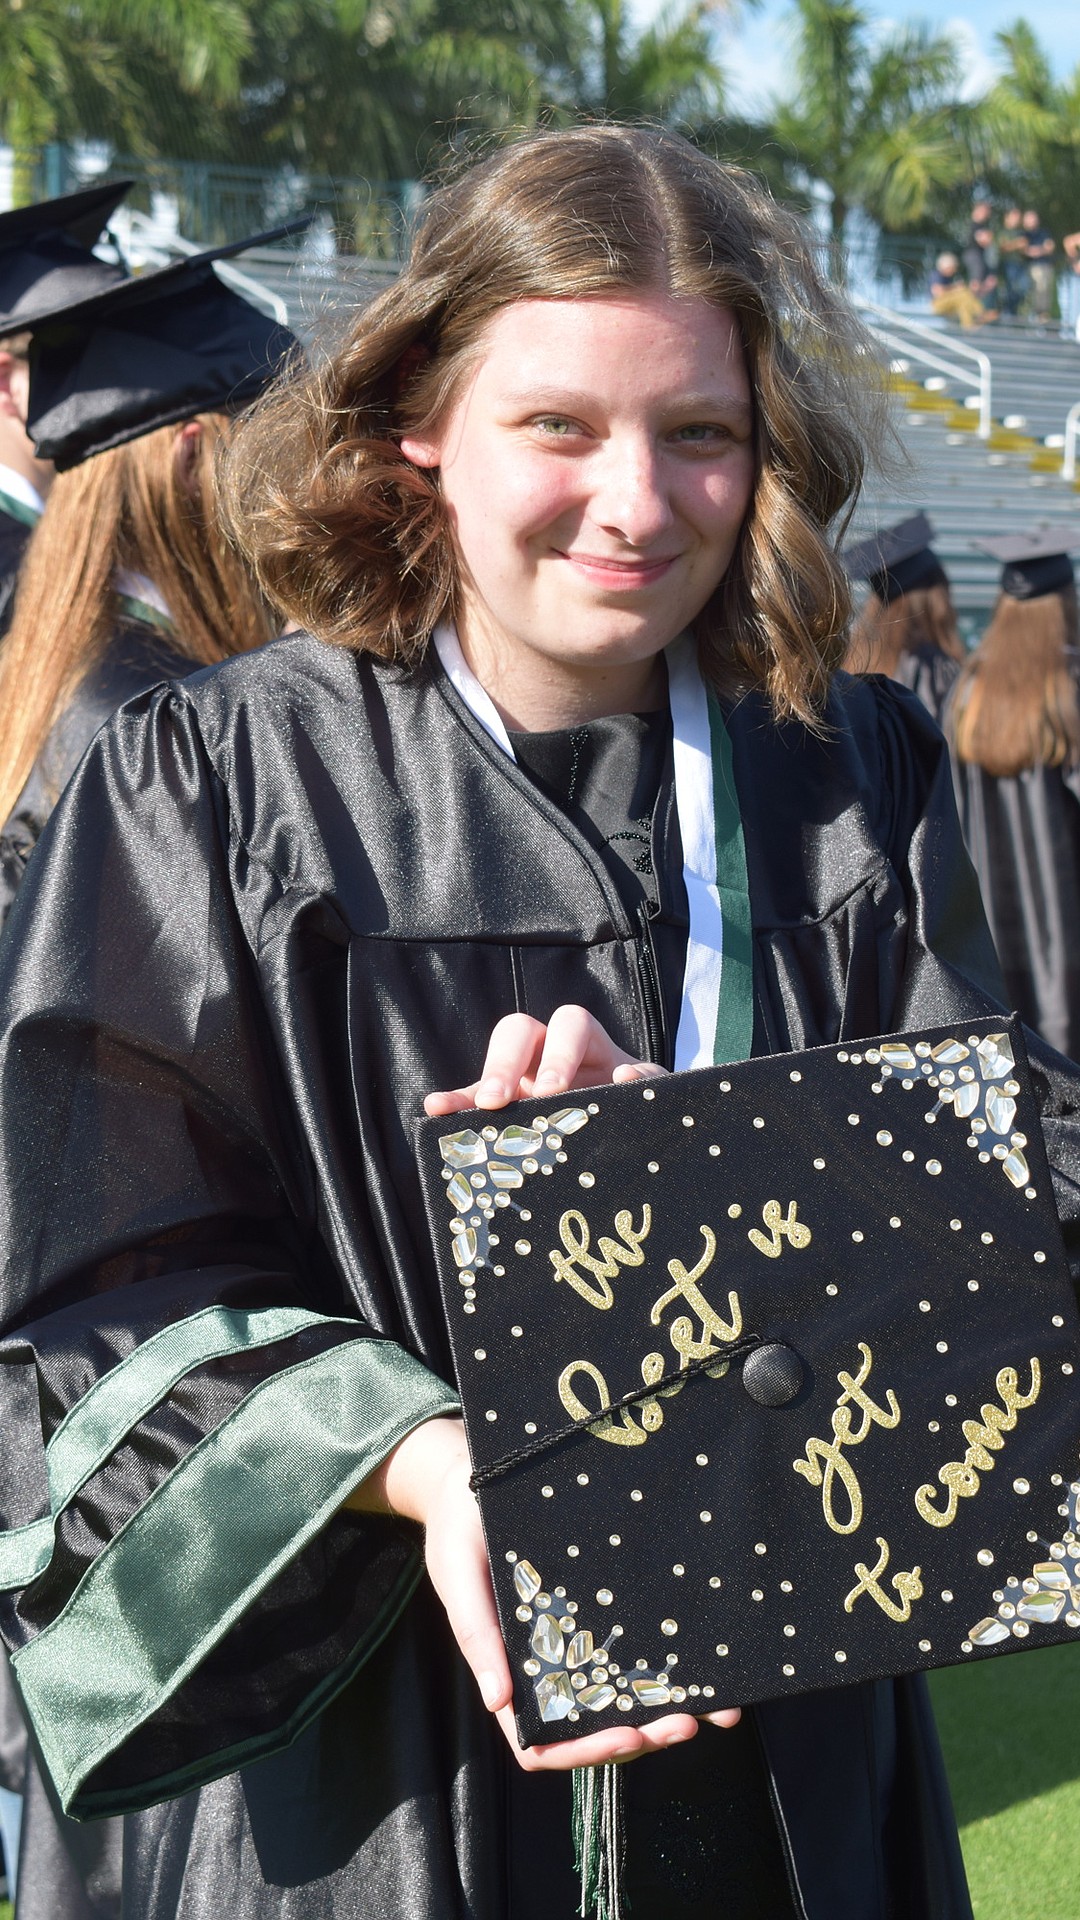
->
<box><xmin>349</xmin><ymin>1415</ymin><xmax>740</xmax><ymax>1769</ymax></box>
<box><xmin>424</xmin><ymin>1005</ymin><xmax>666</xmax><ymax>1117</ymax></box>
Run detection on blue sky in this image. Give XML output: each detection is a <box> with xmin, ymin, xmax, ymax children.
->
<box><xmin>630</xmin><ymin>4</ymin><xmax>1080</xmax><ymax>116</ymax></box>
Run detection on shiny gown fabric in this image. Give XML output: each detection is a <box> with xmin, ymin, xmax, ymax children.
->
<box><xmin>3</xmin><ymin>635</ymin><xmax>1078</xmax><ymax>1919</ymax></box>
<box><xmin>0</xmin><ymin>623</ymin><xmax>196</xmax><ymax>1920</ymax></box>
<box><xmin>0</xmin><ymin>621</ymin><xmax>193</xmax><ymax>922</ymax></box>
<box><xmin>0</xmin><ymin>508</ymin><xmax>31</xmax><ymax>639</ymax></box>
<box><xmin>954</xmin><ymin>752</ymin><xmax>1080</xmax><ymax>1062</ymax></box>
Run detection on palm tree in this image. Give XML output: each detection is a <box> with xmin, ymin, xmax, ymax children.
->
<box><xmin>564</xmin><ymin>0</ymin><xmax>731</xmax><ymax>127</ymax></box>
<box><xmin>0</xmin><ymin>0</ymin><xmax>250</xmax><ymax>197</ymax></box>
<box><xmin>771</xmin><ymin>0</ymin><xmax>968</xmax><ymax>249</ymax></box>
<box><xmin>975</xmin><ymin>22</ymin><xmax>1080</xmax><ymax>243</ymax></box>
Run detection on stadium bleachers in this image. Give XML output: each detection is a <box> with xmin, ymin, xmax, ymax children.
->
<box><xmin>848</xmin><ymin>313</ymin><xmax>1080</xmax><ymax>622</ymax></box>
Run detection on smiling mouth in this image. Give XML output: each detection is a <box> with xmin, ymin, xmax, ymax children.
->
<box><xmin>558</xmin><ymin>551</ymin><xmax>678</xmax><ymax>586</ymax></box>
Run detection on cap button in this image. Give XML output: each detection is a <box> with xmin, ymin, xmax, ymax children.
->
<box><xmin>742</xmin><ymin>1342</ymin><xmax>804</xmax><ymax>1408</ymax></box>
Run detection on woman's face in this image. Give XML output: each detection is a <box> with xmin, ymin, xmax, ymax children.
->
<box><xmin>401</xmin><ymin>289</ymin><xmax>756</xmax><ymax>714</ymax></box>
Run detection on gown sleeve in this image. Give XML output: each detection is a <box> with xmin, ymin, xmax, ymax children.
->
<box><xmin>0</xmin><ymin>685</ymin><xmax>460</xmax><ymax>1821</ymax></box>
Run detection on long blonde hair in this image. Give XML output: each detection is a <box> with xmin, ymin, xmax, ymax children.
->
<box><xmin>0</xmin><ymin>413</ymin><xmax>274</xmax><ymax>822</ymax></box>
<box><xmin>221</xmin><ymin>124</ymin><xmax>890</xmax><ymax>728</ymax></box>
<box><xmin>845</xmin><ymin>583</ymin><xmax>964</xmax><ymax>678</ymax></box>
<box><xmin>950</xmin><ymin>586</ymin><xmax>1080</xmax><ymax>777</ymax></box>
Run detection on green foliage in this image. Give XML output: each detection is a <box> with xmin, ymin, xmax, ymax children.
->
<box><xmin>974</xmin><ymin>22</ymin><xmax>1080</xmax><ymax>241</ymax></box>
<box><xmin>771</xmin><ymin>0</ymin><xmax>969</xmax><ymax>239</ymax></box>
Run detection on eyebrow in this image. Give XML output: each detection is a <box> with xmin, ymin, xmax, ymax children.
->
<box><xmin>500</xmin><ymin>387</ymin><xmax>754</xmax><ymax>424</ymax></box>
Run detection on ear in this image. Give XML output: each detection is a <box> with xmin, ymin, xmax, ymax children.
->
<box><xmin>172</xmin><ymin>418</ymin><xmax>203</xmax><ymax>496</ymax></box>
<box><xmin>0</xmin><ymin>353</ymin><xmax>19</xmax><ymax>415</ymax></box>
<box><xmin>398</xmin><ymin>431</ymin><xmax>442</xmax><ymax>470</ymax></box>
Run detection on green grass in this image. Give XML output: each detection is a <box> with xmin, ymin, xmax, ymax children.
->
<box><xmin>930</xmin><ymin>1640</ymin><xmax>1080</xmax><ymax>1919</ymax></box>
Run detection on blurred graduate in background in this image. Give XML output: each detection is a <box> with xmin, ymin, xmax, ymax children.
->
<box><xmin>0</xmin><ymin>180</ymin><xmax>131</xmax><ymax>636</ymax></box>
<box><xmin>0</xmin><ymin>226</ymin><xmax>302</xmax><ymax>1920</ymax></box>
<box><xmin>0</xmin><ymin>226</ymin><xmax>304</xmax><ymax>923</ymax></box>
<box><xmin>843</xmin><ymin>511</ymin><xmax>964</xmax><ymax>727</ymax></box>
<box><xmin>950</xmin><ymin>526</ymin><xmax>1080</xmax><ymax>1058</ymax></box>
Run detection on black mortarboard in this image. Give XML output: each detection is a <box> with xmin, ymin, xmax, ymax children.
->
<box><xmin>0</xmin><ymin>180</ymin><xmax>131</xmax><ymax>337</ymax></box>
<box><xmin>418</xmin><ymin>1017</ymin><xmax>1080</xmax><ymax>1746</ymax></box>
<box><xmin>972</xmin><ymin>525</ymin><xmax>1080</xmax><ymax>602</ymax></box>
<box><xmin>842</xmin><ymin>512</ymin><xmax>948</xmax><ymax>604</ymax></box>
<box><xmin>25</xmin><ymin>223</ymin><xmax>309</xmax><ymax>470</ymax></box>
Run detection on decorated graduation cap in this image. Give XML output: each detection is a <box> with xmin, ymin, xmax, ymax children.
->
<box><xmin>842</xmin><ymin>511</ymin><xmax>948</xmax><ymax>605</ymax></box>
<box><xmin>0</xmin><ymin>180</ymin><xmax>131</xmax><ymax>338</ymax></box>
<box><xmin>25</xmin><ymin>221</ymin><xmax>309</xmax><ymax>470</ymax></box>
<box><xmin>973</xmin><ymin>525</ymin><xmax>1080</xmax><ymax>602</ymax></box>
<box><xmin>417</xmin><ymin>1016</ymin><xmax>1080</xmax><ymax>1749</ymax></box>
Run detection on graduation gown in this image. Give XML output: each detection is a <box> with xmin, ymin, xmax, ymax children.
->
<box><xmin>0</xmin><ymin>616</ymin><xmax>191</xmax><ymax>1920</ymax></box>
<box><xmin>0</xmin><ymin>505</ymin><xmax>32</xmax><ymax>640</ymax></box>
<box><xmin>0</xmin><ymin>618</ymin><xmax>190</xmax><ymax>923</ymax></box>
<box><xmin>952</xmin><ymin>749</ymin><xmax>1080</xmax><ymax>1063</ymax></box>
<box><xmin>893</xmin><ymin>643</ymin><xmax>961</xmax><ymax>731</ymax></box>
<box><xmin>4</xmin><ymin>634</ymin><xmax>1079</xmax><ymax>1920</ymax></box>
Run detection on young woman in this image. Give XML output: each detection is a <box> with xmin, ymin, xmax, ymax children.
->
<box><xmin>0</xmin><ymin>243</ymin><xmax>297</xmax><ymax>919</ymax></box>
<box><xmin>843</xmin><ymin>512</ymin><xmax>964</xmax><ymax>727</ymax></box>
<box><xmin>951</xmin><ymin>532</ymin><xmax>1080</xmax><ymax>1059</ymax></box>
<box><xmin>1</xmin><ymin>125</ymin><xmax>1071</xmax><ymax>1920</ymax></box>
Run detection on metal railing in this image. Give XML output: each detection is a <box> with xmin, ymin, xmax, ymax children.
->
<box><xmin>1064</xmin><ymin>402</ymin><xmax>1080</xmax><ymax>484</ymax></box>
<box><xmin>855</xmin><ymin>296</ymin><xmax>993</xmax><ymax>439</ymax></box>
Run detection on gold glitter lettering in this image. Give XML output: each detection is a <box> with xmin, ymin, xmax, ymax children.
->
<box><xmin>747</xmin><ymin>1200</ymin><xmax>812</xmax><ymax>1259</ymax></box>
<box><xmin>915</xmin><ymin>1360</ymin><xmax>1041</xmax><ymax>1528</ymax></box>
<box><xmin>549</xmin><ymin>1206</ymin><xmax>652</xmax><ymax>1309</ymax></box>
<box><xmin>844</xmin><ymin>1537</ymin><xmax>923</xmax><ymax>1621</ymax></box>
<box><xmin>793</xmin><ymin>1343</ymin><xmax>900</xmax><ymax>1535</ymax></box>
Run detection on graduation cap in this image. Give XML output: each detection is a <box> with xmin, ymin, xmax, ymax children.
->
<box><xmin>0</xmin><ymin>180</ymin><xmax>131</xmax><ymax>338</ymax></box>
<box><xmin>842</xmin><ymin>512</ymin><xmax>949</xmax><ymax>605</ymax></box>
<box><xmin>417</xmin><ymin>1016</ymin><xmax>1080</xmax><ymax>1747</ymax></box>
<box><xmin>25</xmin><ymin>221</ymin><xmax>310</xmax><ymax>470</ymax></box>
<box><xmin>972</xmin><ymin>525</ymin><xmax>1080</xmax><ymax>602</ymax></box>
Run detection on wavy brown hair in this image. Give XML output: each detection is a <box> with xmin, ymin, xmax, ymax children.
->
<box><xmin>221</xmin><ymin>124</ymin><xmax>890</xmax><ymax>725</ymax></box>
<box><xmin>845</xmin><ymin>583</ymin><xmax>964</xmax><ymax>679</ymax></box>
<box><xmin>950</xmin><ymin>585</ymin><xmax>1080</xmax><ymax>777</ymax></box>
<box><xmin>0</xmin><ymin>413</ymin><xmax>275</xmax><ymax>823</ymax></box>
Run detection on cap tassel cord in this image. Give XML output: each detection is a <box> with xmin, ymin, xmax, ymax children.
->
<box><xmin>573</xmin><ymin>1763</ymin><xmax>626</xmax><ymax>1920</ymax></box>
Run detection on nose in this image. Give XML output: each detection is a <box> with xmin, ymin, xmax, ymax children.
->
<box><xmin>588</xmin><ymin>434</ymin><xmax>675</xmax><ymax>548</ymax></box>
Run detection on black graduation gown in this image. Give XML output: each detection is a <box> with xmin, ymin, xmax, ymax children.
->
<box><xmin>0</xmin><ymin>506</ymin><xmax>32</xmax><ymax>640</ymax></box>
<box><xmin>0</xmin><ymin>618</ymin><xmax>191</xmax><ymax>1920</ymax></box>
<box><xmin>5</xmin><ymin>634</ymin><xmax>1079</xmax><ymax>1920</ymax></box>
<box><xmin>893</xmin><ymin>643</ymin><xmax>961</xmax><ymax>730</ymax></box>
<box><xmin>0</xmin><ymin>618</ymin><xmax>191</xmax><ymax>923</ymax></box>
<box><xmin>953</xmin><ymin>753</ymin><xmax>1080</xmax><ymax>1063</ymax></box>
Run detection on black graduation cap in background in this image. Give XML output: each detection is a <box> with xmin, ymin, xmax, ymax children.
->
<box><xmin>0</xmin><ymin>180</ymin><xmax>131</xmax><ymax>338</ymax></box>
<box><xmin>972</xmin><ymin>525</ymin><xmax>1080</xmax><ymax>602</ymax></box>
<box><xmin>842</xmin><ymin>511</ymin><xmax>949</xmax><ymax>605</ymax></box>
<box><xmin>25</xmin><ymin>221</ymin><xmax>310</xmax><ymax>470</ymax></box>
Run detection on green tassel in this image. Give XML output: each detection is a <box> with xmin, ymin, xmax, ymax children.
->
<box><xmin>572</xmin><ymin>1764</ymin><xmax>626</xmax><ymax>1919</ymax></box>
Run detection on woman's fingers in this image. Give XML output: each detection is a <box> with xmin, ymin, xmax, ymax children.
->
<box><xmin>424</xmin><ymin>1006</ymin><xmax>668</xmax><ymax>1115</ymax></box>
<box><xmin>422</xmin><ymin>1465</ymin><xmax>515</xmax><ymax>1713</ymax></box>
<box><xmin>700</xmin><ymin>1707</ymin><xmax>742</xmax><ymax>1728</ymax></box>
<box><xmin>497</xmin><ymin>1709</ymin><xmax>700</xmax><ymax>1772</ymax></box>
<box><xmin>424</xmin><ymin>1014</ymin><xmax>548</xmax><ymax>1115</ymax></box>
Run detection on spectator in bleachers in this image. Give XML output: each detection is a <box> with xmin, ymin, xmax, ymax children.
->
<box><xmin>950</xmin><ymin>527</ymin><xmax>1080</xmax><ymax>1057</ymax></box>
<box><xmin>930</xmin><ymin>251</ymin><xmax>985</xmax><ymax>328</ymax></box>
<box><xmin>1063</xmin><ymin>230</ymin><xmax>1080</xmax><ymax>338</ymax></box>
<box><xmin>998</xmin><ymin>207</ymin><xmax>1031</xmax><ymax>317</ymax></box>
<box><xmin>843</xmin><ymin>511</ymin><xmax>963</xmax><ymax>726</ymax></box>
<box><xmin>1022</xmin><ymin>209</ymin><xmax>1056</xmax><ymax>322</ymax></box>
<box><xmin>961</xmin><ymin>224</ymin><xmax>999</xmax><ymax>321</ymax></box>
